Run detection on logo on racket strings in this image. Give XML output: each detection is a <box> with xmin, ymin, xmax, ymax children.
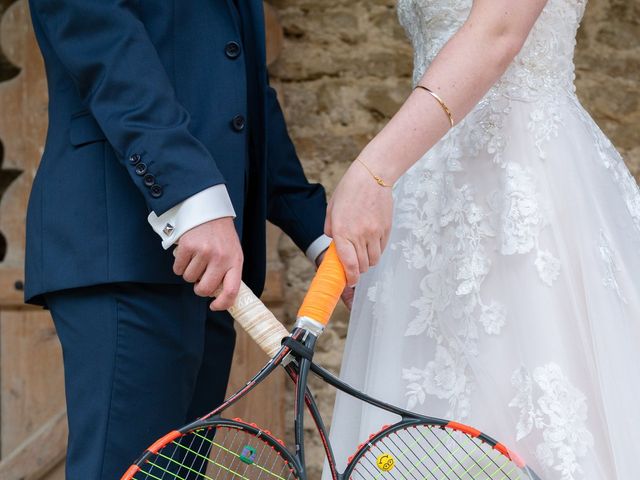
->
<box><xmin>376</xmin><ymin>453</ymin><xmax>395</xmax><ymax>472</ymax></box>
<box><xmin>240</xmin><ymin>445</ymin><xmax>257</xmax><ymax>465</ymax></box>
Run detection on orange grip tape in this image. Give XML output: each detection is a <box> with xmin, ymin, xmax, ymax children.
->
<box><xmin>297</xmin><ymin>242</ymin><xmax>347</xmax><ymax>326</ymax></box>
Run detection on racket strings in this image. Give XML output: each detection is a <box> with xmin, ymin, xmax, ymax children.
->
<box><xmin>141</xmin><ymin>430</ymin><xmax>213</xmax><ymax>480</ymax></box>
<box><xmin>410</xmin><ymin>427</ymin><xmax>491</xmax><ymax>479</ymax></box>
<box><xmin>172</xmin><ymin>426</ymin><xmax>212</xmax><ymax>479</ymax></box>
<box><xmin>133</xmin><ymin>426</ymin><xmax>298</xmax><ymax>480</ymax></box>
<box><xmin>349</xmin><ymin>425</ymin><xmax>528</xmax><ymax>480</ymax></box>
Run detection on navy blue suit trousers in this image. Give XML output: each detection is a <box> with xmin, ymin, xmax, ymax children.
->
<box><xmin>46</xmin><ymin>283</ymin><xmax>236</xmax><ymax>480</ymax></box>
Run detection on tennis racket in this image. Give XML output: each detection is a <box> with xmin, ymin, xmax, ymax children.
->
<box><xmin>121</xmin><ymin>242</ymin><xmax>542</xmax><ymax>480</ymax></box>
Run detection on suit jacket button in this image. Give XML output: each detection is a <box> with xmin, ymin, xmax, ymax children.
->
<box><xmin>150</xmin><ymin>184</ymin><xmax>163</xmax><ymax>198</ymax></box>
<box><xmin>135</xmin><ymin>163</ymin><xmax>148</xmax><ymax>176</ymax></box>
<box><xmin>143</xmin><ymin>174</ymin><xmax>156</xmax><ymax>187</ymax></box>
<box><xmin>225</xmin><ymin>41</ymin><xmax>242</xmax><ymax>59</ymax></box>
<box><xmin>129</xmin><ymin>153</ymin><xmax>142</xmax><ymax>165</ymax></box>
<box><xmin>231</xmin><ymin>115</ymin><xmax>246</xmax><ymax>132</ymax></box>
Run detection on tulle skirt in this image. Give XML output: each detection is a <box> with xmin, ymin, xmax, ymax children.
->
<box><xmin>324</xmin><ymin>92</ymin><xmax>640</xmax><ymax>480</ymax></box>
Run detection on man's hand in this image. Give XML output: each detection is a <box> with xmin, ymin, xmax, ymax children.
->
<box><xmin>172</xmin><ymin>217</ymin><xmax>243</xmax><ymax>311</ymax></box>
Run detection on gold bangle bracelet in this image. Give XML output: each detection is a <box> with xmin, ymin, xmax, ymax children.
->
<box><xmin>415</xmin><ymin>85</ymin><xmax>454</xmax><ymax>128</ymax></box>
<box><xmin>355</xmin><ymin>158</ymin><xmax>393</xmax><ymax>188</ymax></box>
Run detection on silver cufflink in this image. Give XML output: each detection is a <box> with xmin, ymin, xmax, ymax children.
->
<box><xmin>163</xmin><ymin>223</ymin><xmax>175</xmax><ymax>236</ymax></box>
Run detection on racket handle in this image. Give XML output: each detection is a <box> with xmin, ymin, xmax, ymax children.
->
<box><xmin>225</xmin><ymin>282</ymin><xmax>289</xmax><ymax>358</ymax></box>
<box><xmin>297</xmin><ymin>242</ymin><xmax>347</xmax><ymax>327</ymax></box>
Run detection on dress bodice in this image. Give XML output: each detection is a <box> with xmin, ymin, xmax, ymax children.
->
<box><xmin>397</xmin><ymin>0</ymin><xmax>588</xmax><ymax>100</ymax></box>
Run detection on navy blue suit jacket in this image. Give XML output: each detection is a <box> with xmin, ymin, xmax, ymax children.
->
<box><xmin>25</xmin><ymin>0</ymin><xmax>326</xmax><ymax>305</ymax></box>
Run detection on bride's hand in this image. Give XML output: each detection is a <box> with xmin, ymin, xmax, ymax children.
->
<box><xmin>341</xmin><ymin>286</ymin><xmax>356</xmax><ymax>311</ymax></box>
<box><xmin>325</xmin><ymin>159</ymin><xmax>394</xmax><ymax>286</ymax></box>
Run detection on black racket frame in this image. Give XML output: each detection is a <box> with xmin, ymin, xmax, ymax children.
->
<box><xmin>130</xmin><ymin>327</ymin><xmax>541</xmax><ymax>480</ymax></box>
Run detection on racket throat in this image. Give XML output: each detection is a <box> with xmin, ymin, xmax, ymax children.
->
<box><xmin>295</xmin><ymin>316</ymin><xmax>325</xmax><ymax>337</ymax></box>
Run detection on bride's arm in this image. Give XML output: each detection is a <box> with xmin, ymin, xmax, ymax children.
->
<box><xmin>327</xmin><ymin>0</ymin><xmax>549</xmax><ymax>286</ymax></box>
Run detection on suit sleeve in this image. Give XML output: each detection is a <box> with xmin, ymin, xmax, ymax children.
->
<box><xmin>29</xmin><ymin>0</ymin><xmax>224</xmax><ymax>215</ymax></box>
<box><xmin>264</xmin><ymin>86</ymin><xmax>328</xmax><ymax>254</ymax></box>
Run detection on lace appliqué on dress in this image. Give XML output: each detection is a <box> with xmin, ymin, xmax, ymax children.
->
<box><xmin>398</xmin><ymin>0</ymin><xmax>588</xmax><ymax>100</ymax></box>
<box><xmin>389</xmin><ymin>117</ymin><xmax>559</xmax><ymax>418</ymax></box>
<box><xmin>402</xmin><ymin>345</ymin><xmax>470</xmax><ymax>416</ymax></box>
<box><xmin>568</xmin><ymin>97</ymin><xmax>640</xmax><ymax>233</ymax></box>
<box><xmin>528</xmin><ymin>103</ymin><xmax>563</xmax><ymax>160</ymax></box>
<box><xmin>598</xmin><ymin>229</ymin><xmax>628</xmax><ymax>304</ymax></box>
<box><xmin>389</xmin><ymin>156</ymin><xmax>503</xmax><ymax>419</ymax></box>
<box><xmin>498</xmin><ymin>163</ymin><xmax>561</xmax><ymax>286</ymax></box>
<box><xmin>389</xmin><ymin>0</ymin><xmax>593</xmax><ymax>421</ymax></box>
<box><xmin>509</xmin><ymin>364</ymin><xmax>594</xmax><ymax>480</ymax></box>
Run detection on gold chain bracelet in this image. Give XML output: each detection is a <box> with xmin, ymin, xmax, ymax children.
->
<box><xmin>355</xmin><ymin>158</ymin><xmax>393</xmax><ymax>188</ymax></box>
<box><xmin>415</xmin><ymin>85</ymin><xmax>454</xmax><ymax>128</ymax></box>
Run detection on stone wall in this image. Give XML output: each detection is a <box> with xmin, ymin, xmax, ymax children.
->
<box><xmin>267</xmin><ymin>0</ymin><xmax>639</xmax><ymax>476</ymax></box>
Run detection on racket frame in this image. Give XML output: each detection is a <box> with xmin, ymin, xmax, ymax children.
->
<box><xmin>122</xmin><ymin>326</ymin><xmax>540</xmax><ymax>480</ymax></box>
<box><xmin>292</xmin><ymin>329</ymin><xmax>540</xmax><ymax>480</ymax></box>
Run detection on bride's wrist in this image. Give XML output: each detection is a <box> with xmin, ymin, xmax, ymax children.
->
<box><xmin>362</xmin><ymin>133</ymin><xmax>411</xmax><ymax>182</ymax></box>
<box><xmin>354</xmin><ymin>157</ymin><xmax>395</xmax><ymax>188</ymax></box>
<box><xmin>355</xmin><ymin>152</ymin><xmax>404</xmax><ymax>187</ymax></box>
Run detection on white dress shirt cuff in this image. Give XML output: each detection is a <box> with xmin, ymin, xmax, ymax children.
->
<box><xmin>305</xmin><ymin>234</ymin><xmax>332</xmax><ymax>264</ymax></box>
<box><xmin>147</xmin><ymin>185</ymin><xmax>236</xmax><ymax>249</ymax></box>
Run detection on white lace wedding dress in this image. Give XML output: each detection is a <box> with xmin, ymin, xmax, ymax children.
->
<box><xmin>325</xmin><ymin>0</ymin><xmax>640</xmax><ymax>479</ymax></box>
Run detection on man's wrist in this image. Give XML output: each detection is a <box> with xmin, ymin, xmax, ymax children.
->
<box><xmin>315</xmin><ymin>247</ymin><xmax>330</xmax><ymax>268</ymax></box>
<box><xmin>306</xmin><ymin>234</ymin><xmax>332</xmax><ymax>265</ymax></box>
<box><xmin>147</xmin><ymin>185</ymin><xmax>236</xmax><ymax>249</ymax></box>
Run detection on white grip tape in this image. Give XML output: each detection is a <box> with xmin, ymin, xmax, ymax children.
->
<box><xmin>226</xmin><ymin>282</ymin><xmax>289</xmax><ymax>358</ymax></box>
